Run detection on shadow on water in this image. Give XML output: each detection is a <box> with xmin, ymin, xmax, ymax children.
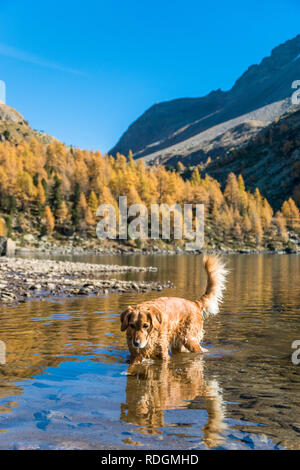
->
<box><xmin>0</xmin><ymin>254</ymin><xmax>299</xmax><ymax>449</ymax></box>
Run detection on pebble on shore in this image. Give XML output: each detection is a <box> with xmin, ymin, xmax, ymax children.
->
<box><xmin>0</xmin><ymin>257</ymin><xmax>173</xmax><ymax>305</ymax></box>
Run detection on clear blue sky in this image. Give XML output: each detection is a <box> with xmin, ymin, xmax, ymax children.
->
<box><xmin>0</xmin><ymin>0</ymin><xmax>299</xmax><ymax>152</ymax></box>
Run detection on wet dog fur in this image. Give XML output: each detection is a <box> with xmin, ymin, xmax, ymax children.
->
<box><xmin>120</xmin><ymin>255</ymin><xmax>228</xmax><ymax>364</ymax></box>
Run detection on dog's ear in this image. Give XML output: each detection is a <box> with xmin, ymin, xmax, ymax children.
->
<box><xmin>120</xmin><ymin>306</ymin><xmax>133</xmax><ymax>331</ymax></box>
<box><xmin>148</xmin><ymin>307</ymin><xmax>162</xmax><ymax>330</ymax></box>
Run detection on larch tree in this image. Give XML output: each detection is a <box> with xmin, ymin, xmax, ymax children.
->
<box><xmin>224</xmin><ymin>172</ymin><xmax>240</xmax><ymax>209</ymax></box>
<box><xmin>56</xmin><ymin>200</ymin><xmax>70</xmax><ymax>225</ymax></box>
<box><xmin>0</xmin><ymin>217</ymin><xmax>7</xmax><ymax>236</ymax></box>
<box><xmin>242</xmin><ymin>214</ymin><xmax>252</xmax><ymax>234</ymax></box>
<box><xmin>43</xmin><ymin>205</ymin><xmax>55</xmax><ymax>233</ymax></box>
<box><xmin>281</xmin><ymin>198</ymin><xmax>299</xmax><ymax>229</ymax></box>
<box><xmin>191</xmin><ymin>168</ymin><xmax>202</xmax><ymax>187</ymax></box>
<box><xmin>88</xmin><ymin>191</ymin><xmax>99</xmax><ymax>216</ymax></box>
<box><xmin>274</xmin><ymin>211</ymin><xmax>288</xmax><ymax>242</ymax></box>
<box><xmin>78</xmin><ymin>192</ymin><xmax>88</xmax><ymax>220</ymax></box>
<box><xmin>37</xmin><ymin>181</ymin><xmax>46</xmax><ymax>207</ymax></box>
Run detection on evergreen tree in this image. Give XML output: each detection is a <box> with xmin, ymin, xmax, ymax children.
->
<box><xmin>49</xmin><ymin>175</ymin><xmax>62</xmax><ymax>213</ymax></box>
<box><xmin>71</xmin><ymin>182</ymin><xmax>81</xmax><ymax>228</ymax></box>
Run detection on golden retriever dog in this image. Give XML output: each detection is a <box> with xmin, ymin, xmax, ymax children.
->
<box><xmin>121</xmin><ymin>358</ymin><xmax>226</xmax><ymax>448</ymax></box>
<box><xmin>120</xmin><ymin>255</ymin><xmax>227</xmax><ymax>364</ymax></box>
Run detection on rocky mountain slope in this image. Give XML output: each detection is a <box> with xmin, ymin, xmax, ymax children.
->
<box><xmin>0</xmin><ymin>103</ymin><xmax>55</xmax><ymax>145</ymax></box>
<box><xmin>201</xmin><ymin>105</ymin><xmax>300</xmax><ymax>210</ymax></box>
<box><xmin>142</xmin><ymin>99</ymin><xmax>291</xmax><ymax>166</ymax></box>
<box><xmin>110</xmin><ymin>35</ymin><xmax>300</xmax><ymax>164</ymax></box>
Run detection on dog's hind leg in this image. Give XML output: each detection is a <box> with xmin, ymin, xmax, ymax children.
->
<box><xmin>183</xmin><ymin>339</ymin><xmax>207</xmax><ymax>353</ymax></box>
<box><xmin>182</xmin><ymin>327</ymin><xmax>207</xmax><ymax>353</ymax></box>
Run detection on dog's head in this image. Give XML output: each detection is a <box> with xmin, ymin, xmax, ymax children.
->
<box><xmin>120</xmin><ymin>305</ymin><xmax>162</xmax><ymax>349</ymax></box>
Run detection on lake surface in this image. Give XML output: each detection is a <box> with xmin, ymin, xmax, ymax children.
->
<box><xmin>0</xmin><ymin>253</ymin><xmax>299</xmax><ymax>450</ymax></box>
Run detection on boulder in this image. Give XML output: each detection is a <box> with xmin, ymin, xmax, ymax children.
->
<box><xmin>23</xmin><ymin>234</ymin><xmax>35</xmax><ymax>243</ymax></box>
<box><xmin>0</xmin><ymin>237</ymin><xmax>16</xmax><ymax>256</ymax></box>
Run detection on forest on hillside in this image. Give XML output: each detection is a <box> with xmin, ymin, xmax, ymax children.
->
<box><xmin>0</xmin><ymin>138</ymin><xmax>299</xmax><ymax>251</ymax></box>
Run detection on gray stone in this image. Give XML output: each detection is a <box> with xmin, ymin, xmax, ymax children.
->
<box><xmin>0</xmin><ymin>237</ymin><xmax>16</xmax><ymax>257</ymax></box>
<box><xmin>5</xmin><ymin>238</ymin><xmax>16</xmax><ymax>256</ymax></box>
<box><xmin>23</xmin><ymin>234</ymin><xmax>35</xmax><ymax>243</ymax></box>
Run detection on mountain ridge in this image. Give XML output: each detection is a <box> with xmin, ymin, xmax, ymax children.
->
<box><xmin>0</xmin><ymin>102</ymin><xmax>56</xmax><ymax>145</ymax></box>
<box><xmin>110</xmin><ymin>35</ymin><xmax>300</xmax><ymax>162</ymax></box>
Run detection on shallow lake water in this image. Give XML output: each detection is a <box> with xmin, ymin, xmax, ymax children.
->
<box><xmin>0</xmin><ymin>253</ymin><xmax>299</xmax><ymax>450</ymax></box>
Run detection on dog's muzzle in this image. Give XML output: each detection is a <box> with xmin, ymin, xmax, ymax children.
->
<box><xmin>132</xmin><ymin>339</ymin><xmax>147</xmax><ymax>349</ymax></box>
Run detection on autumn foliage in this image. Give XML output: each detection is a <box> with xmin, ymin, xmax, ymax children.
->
<box><xmin>0</xmin><ymin>138</ymin><xmax>298</xmax><ymax>247</ymax></box>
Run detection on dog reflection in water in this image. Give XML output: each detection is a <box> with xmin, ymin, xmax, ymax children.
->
<box><xmin>120</xmin><ymin>357</ymin><xmax>226</xmax><ymax>448</ymax></box>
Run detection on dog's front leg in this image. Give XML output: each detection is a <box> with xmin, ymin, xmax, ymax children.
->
<box><xmin>130</xmin><ymin>356</ymin><xmax>143</xmax><ymax>365</ymax></box>
<box><xmin>129</xmin><ymin>350</ymin><xmax>144</xmax><ymax>365</ymax></box>
<box><xmin>156</xmin><ymin>341</ymin><xmax>169</xmax><ymax>361</ymax></box>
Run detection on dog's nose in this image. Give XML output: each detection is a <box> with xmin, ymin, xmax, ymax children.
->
<box><xmin>133</xmin><ymin>340</ymin><xmax>140</xmax><ymax>347</ymax></box>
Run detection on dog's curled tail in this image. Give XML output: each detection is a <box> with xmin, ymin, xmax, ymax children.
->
<box><xmin>199</xmin><ymin>255</ymin><xmax>228</xmax><ymax>316</ymax></box>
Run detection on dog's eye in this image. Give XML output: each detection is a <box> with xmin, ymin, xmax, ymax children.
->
<box><xmin>130</xmin><ymin>323</ymin><xmax>135</xmax><ymax>329</ymax></box>
<box><xmin>143</xmin><ymin>324</ymin><xmax>149</xmax><ymax>329</ymax></box>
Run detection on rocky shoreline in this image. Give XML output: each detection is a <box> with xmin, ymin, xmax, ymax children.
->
<box><xmin>4</xmin><ymin>232</ymin><xmax>298</xmax><ymax>256</ymax></box>
<box><xmin>0</xmin><ymin>257</ymin><xmax>173</xmax><ymax>305</ymax></box>
<box><xmin>15</xmin><ymin>246</ymin><xmax>299</xmax><ymax>256</ymax></box>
